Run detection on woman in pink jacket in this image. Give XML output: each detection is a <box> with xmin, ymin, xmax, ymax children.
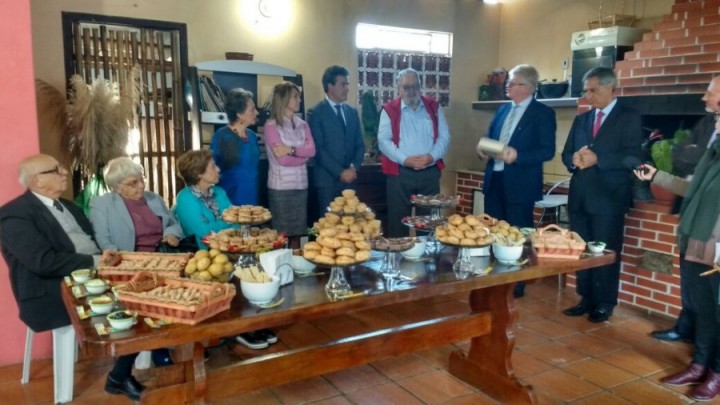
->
<box><xmin>264</xmin><ymin>82</ymin><xmax>316</xmax><ymax>248</ymax></box>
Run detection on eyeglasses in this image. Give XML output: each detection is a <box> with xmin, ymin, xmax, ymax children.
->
<box><xmin>120</xmin><ymin>177</ymin><xmax>145</xmax><ymax>188</ymax></box>
<box><xmin>401</xmin><ymin>84</ymin><xmax>420</xmax><ymax>91</ymax></box>
<box><xmin>506</xmin><ymin>82</ymin><xmax>528</xmax><ymax>88</ymax></box>
<box><xmin>37</xmin><ymin>166</ymin><xmax>63</xmax><ymax>175</ymax></box>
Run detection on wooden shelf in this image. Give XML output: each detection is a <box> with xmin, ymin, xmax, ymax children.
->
<box><xmin>472</xmin><ymin>98</ymin><xmax>579</xmax><ymax>110</ymax></box>
<box><xmin>195</xmin><ymin>60</ymin><xmax>296</xmax><ymax>77</ymax></box>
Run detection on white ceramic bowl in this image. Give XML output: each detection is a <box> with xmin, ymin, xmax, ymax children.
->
<box><xmin>588</xmin><ymin>241</ymin><xmax>606</xmax><ymax>254</ymax></box>
<box><xmin>106</xmin><ymin>311</ymin><xmax>135</xmax><ymax>331</ymax></box>
<box><xmin>492</xmin><ymin>244</ymin><xmax>523</xmax><ymax>264</ymax></box>
<box><xmin>88</xmin><ymin>295</ymin><xmax>114</xmax><ymax>315</ymax></box>
<box><xmin>240</xmin><ymin>277</ymin><xmax>280</xmax><ymax>305</ymax></box>
<box><xmin>400</xmin><ymin>238</ymin><xmax>427</xmax><ymax>261</ymax></box>
<box><xmin>71</xmin><ymin>269</ymin><xmax>93</xmax><ymax>284</ymax></box>
<box><xmin>85</xmin><ymin>279</ymin><xmax>108</xmax><ymax>295</ymax></box>
<box><xmin>291</xmin><ymin>255</ymin><xmax>316</xmax><ymax>274</ymax></box>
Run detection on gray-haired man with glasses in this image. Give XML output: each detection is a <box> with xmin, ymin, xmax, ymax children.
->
<box><xmin>378</xmin><ymin>68</ymin><xmax>451</xmax><ymax>237</ymax></box>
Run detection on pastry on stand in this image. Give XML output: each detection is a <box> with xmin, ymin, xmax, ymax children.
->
<box><xmin>305</xmin><ymin>189</ymin><xmax>377</xmax><ymax>298</ymax></box>
<box><xmin>368</xmin><ymin>236</ymin><xmax>416</xmax><ymax>278</ymax></box>
<box><xmin>410</xmin><ymin>193</ymin><xmax>459</xmax><ymax>254</ymax></box>
<box><xmin>221</xmin><ymin>205</ymin><xmax>272</xmax><ymax>238</ymax></box>
<box><xmin>435</xmin><ymin>214</ymin><xmax>493</xmax><ymax>277</ymax></box>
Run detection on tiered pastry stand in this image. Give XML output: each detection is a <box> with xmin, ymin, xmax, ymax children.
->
<box><xmin>439</xmin><ymin>241</ymin><xmax>492</xmax><ymax>279</ymax></box>
<box><xmin>305</xmin><ymin>258</ymin><xmax>369</xmax><ymax>299</ymax></box>
<box><xmin>370</xmin><ymin>239</ymin><xmax>416</xmax><ymax>279</ymax></box>
<box><xmin>401</xmin><ymin>216</ymin><xmax>446</xmax><ymax>256</ymax></box>
<box><xmin>409</xmin><ymin>197</ymin><xmax>458</xmax><ymax>255</ymax></box>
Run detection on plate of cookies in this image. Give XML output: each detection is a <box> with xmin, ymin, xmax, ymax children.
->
<box><xmin>435</xmin><ymin>214</ymin><xmax>493</xmax><ymax>247</ymax></box>
<box><xmin>203</xmin><ymin>228</ymin><xmax>287</xmax><ymax>253</ymax></box>
<box><xmin>221</xmin><ymin>205</ymin><xmax>272</xmax><ymax>225</ymax></box>
<box><xmin>410</xmin><ymin>193</ymin><xmax>460</xmax><ymax>208</ymax></box>
<box><xmin>368</xmin><ymin>236</ymin><xmax>417</xmax><ymax>252</ymax></box>
<box><xmin>302</xmin><ymin>230</ymin><xmax>373</xmax><ymax>267</ymax></box>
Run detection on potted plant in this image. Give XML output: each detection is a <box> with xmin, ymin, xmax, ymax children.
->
<box><xmin>648</xmin><ymin>128</ymin><xmax>690</xmax><ymax>205</ymax></box>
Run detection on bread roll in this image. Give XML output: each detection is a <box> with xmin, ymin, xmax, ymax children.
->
<box><xmin>460</xmin><ymin>238</ymin><xmax>476</xmax><ymax>246</ymax></box>
<box><xmin>314</xmin><ymin>255</ymin><xmax>335</xmax><ymax>265</ymax></box>
<box><xmin>321</xmin><ymin>247</ymin><xmax>337</xmax><ymax>257</ymax></box>
<box><xmin>341</xmin><ymin>216</ymin><xmax>355</xmax><ymax>225</ymax></box>
<box><xmin>319</xmin><ymin>227</ymin><xmax>338</xmax><ymax>237</ymax></box>
<box><xmin>354</xmin><ymin>250</ymin><xmax>371</xmax><ymax>262</ymax></box>
<box><xmin>304</xmin><ymin>241</ymin><xmax>322</xmax><ymax>251</ymax></box>
<box><xmin>303</xmin><ymin>250</ymin><xmax>319</xmax><ymax>260</ymax></box>
<box><xmin>449</xmin><ymin>214</ymin><xmax>464</xmax><ymax>226</ymax></box>
<box><xmin>446</xmin><ymin>236</ymin><xmax>460</xmax><ymax>245</ymax></box>
<box><xmin>336</xmin><ymin>255</ymin><xmax>355</xmax><ymax>266</ymax></box>
<box><xmin>336</xmin><ymin>247</ymin><xmax>355</xmax><ymax>257</ymax></box>
<box><xmin>354</xmin><ymin>240</ymin><xmax>371</xmax><ymax>250</ymax></box>
<box><xmin>341</xmin><ymin>189</ymin><xmax>356</xmax><ymax>198</ymax></box>
<box><xmin>326</xmin><ymin>213</ymin><xmax>341</xmax><ymax>225</ymax></box>
<box><xmin>318</xmin><ymin>237</ymin><xmax>342</xmax><ymax>249</ymax></box>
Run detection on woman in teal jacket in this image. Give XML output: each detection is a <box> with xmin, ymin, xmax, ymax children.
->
<box><xmin>174</xmin><ymin>150</ymin><xmax>236</xmax><ymax>249</ymax></box>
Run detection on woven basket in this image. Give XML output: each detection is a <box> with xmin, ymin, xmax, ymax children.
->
<box><xmin>531</xmin><ymin>224</ymin><xmax>586</xmax><ymax>259</ymax></box>
<box><xmin>98</xmin><ymin>252</ymin><xmax>191</xmax><ymax>283</ymax></box>
<box><xmin>115</xmin><ymin>272</ymin><xmax>235</xmax><ymax>325</ymax></box>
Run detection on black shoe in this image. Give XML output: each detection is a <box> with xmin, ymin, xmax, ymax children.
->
<box><xmin>563</xmin><ymin>302</ymin><xmax>591</xmax><ymax>317</ymax></box>
<box><xmin>151</xmin><ymin>348</ymin><xmax>173</xmax><ymax>367</ymax></box>
<box><xmin>588</xmin><ymin>308</ymin><xmax>612</xmax><ymax>323</ymax></box>
<box><xmin>105</xmin><ymin>375</ymin><xmax>145</xmax><ymax>401</ymax></box>
<box><xmin>235</xmin><ymin>332</ymin><xmax>269</xmax><ymax>349</ymax></box>
<box><xmin>257</xmin><ymin>329</ymin><xmax>278</xmax><ymax>344</ymax></box>
<box><xmin>652</xmin><ymin>329</ymin><xmax>693</xmax><ymax>343</ymax></box>
<box><xmin>513</xmin><ymin>283</ymin><xmax>525</xmax><ymax>298</ymax></box>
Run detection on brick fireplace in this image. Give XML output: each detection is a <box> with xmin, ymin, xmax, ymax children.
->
<box><xmin>457</xmin><ymin>0</ymin><xmax>720</xmax><ymax>318</ymax></box>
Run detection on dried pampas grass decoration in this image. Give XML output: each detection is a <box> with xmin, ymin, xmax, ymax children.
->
<box><xmin>66</xmin><ymin>65</ymin><xmax>141</xmax><ymax>176</ymax></box>
<box><xmin>36</xmin><ymin>79</ymin><xmax>70</xmax><ymax>163</ymax></box>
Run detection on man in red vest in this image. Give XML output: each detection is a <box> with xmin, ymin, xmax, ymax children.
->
<box><xmin>378</xmin><ymin>68</ymin><xmax>451</xmax><ymax>237</ymax></box>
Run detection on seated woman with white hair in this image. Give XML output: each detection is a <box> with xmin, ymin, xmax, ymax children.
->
<box><xmin>89</xmin><ymin>156</ymin><xmax>183</xmax><ymax>367</ymax></box>
<box><xmin>90</xmin><ymin>157</ymin><xmax>183</xmax><ymax>252</ymax></box>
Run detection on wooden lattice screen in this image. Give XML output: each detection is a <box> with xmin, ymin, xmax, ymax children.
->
<box><xmin>69</xmin><ymin>22</ymin><xmax>185</xmax><ymax>206</ymax></box>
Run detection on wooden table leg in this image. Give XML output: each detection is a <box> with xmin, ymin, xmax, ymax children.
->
<box><xmin>448</xmin><ymin>284</ymin><xmax>536</xmax><ymax>404</ymax></box>
<box><xmin>184</xmin><ymin>342</ymin><xmax>207</xmax><ymax>404</ymax></box>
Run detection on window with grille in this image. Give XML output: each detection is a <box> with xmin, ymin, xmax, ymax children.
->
<box><xmin>355</xmin><ymin>23</ymin><xmax>452</xmax><ymax>107</ymax></box>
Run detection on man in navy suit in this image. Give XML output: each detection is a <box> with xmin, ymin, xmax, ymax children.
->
<box><xmin>479</xmin><ymin>64</ymin><xmax>556</xmax><ymax>298</ymax></box>
<box><xmin>561</xmin><ymin>67</ymin><xmax>643</xmax><ymax>323</ymax></box>
<box><xmin>309</xmin><ymin>65</ymin><xmax>365</xmax><ymax>217</ymax></box>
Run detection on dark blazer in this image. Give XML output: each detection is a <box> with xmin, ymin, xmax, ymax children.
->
<box><xmin>483</xmin><ymin>99</ymin><xmax>556</xmax><ymax>204</ymax></box>
<box><xmin>308</xmin><ymin>99</ymin><xmax>365</xmax><ymax>188</ymax></box>
<box><xmin>561</xmin><ymin>102</ymin><xmax>643</xmax><ymax>215</ymax></box>
<box><xmin>673</xmin><ymin>113</ymin><xmax>716</xmax><ymax>177</ymax></box>
<box><xmin>0</xmin><ymin>191</ymin><xmax>95</xmax><ymax>332</ymax></box>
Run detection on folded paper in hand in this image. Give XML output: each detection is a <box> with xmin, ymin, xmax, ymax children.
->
<box><xmin>259</xmin><ymin>249</ymin><xmax>294</xmax><ymax>285</ymax></box>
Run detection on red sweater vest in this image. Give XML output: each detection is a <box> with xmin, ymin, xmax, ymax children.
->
<box><xmin>380</xmin><ymin>96</ymin><xmax>445</xmax><ymax>176</ymax></box>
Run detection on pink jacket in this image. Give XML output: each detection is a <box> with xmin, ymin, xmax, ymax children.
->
<box><xmin>264</xmin><ymin>116</ymin><xmax>316</xmax><ymax>190</ymax></box>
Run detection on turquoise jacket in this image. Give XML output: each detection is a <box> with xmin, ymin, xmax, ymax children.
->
<box><xmin>174</xmin><ymin>186</ymin><xmax>236</xmax><ymax>249</ymax></box>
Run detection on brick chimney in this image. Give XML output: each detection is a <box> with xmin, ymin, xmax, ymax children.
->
<box><xmin>615</xmin><ymin>0</ymin><xmax>720</xmax><ymax>97</ymax></box>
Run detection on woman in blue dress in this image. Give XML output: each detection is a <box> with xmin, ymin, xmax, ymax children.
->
<box><xmin>210</xmin><ymin>88</ymin><xmax>260</xmax><ymax>205</ymax></box>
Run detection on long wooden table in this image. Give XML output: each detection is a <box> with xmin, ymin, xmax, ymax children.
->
<box><xmin>61</xmin><ymin>248</ymin><xmax>615</xmax><ymax>404</ymax></box>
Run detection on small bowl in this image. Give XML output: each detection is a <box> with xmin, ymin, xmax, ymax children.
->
<box><xmin>291</xmin><ymin>255</ymin><xmax>316</xmax><ymax>274</ymax></box>
<box><xmin>71</xmin><ymin>269</ymin><xmax>93</xmax><ymax>284</ymax></box>
<box><xmin>85</xmin><ymin>279</ymin><xmax>108</xmax><ymax>295</ymax></box>
<box><xmin>588</xmin><ymin>241</ymin><xmax>606</xmax><ymax>254</ymax></box>
<box><xmin>106</xmin><ymin>311</ymin><xmax>135</xmax><ymax>331</ymax></box>
<box><xmin>400</xmin><ymin>238</ymin><xmax>427</xmax><ymax>261</ymax></box>
<box><xmin>240</xmin><ymin>277</ymin><xmax>280</xmax><ymax>305</ymax></box>
<box><xmin>88</xmin><ymin>295</ymin><xmax>114</xmax><ymax>315</ymax></box>
<box><xmin>492</xmin><ymin>244</ymin><xmax>523</xmax><ymax>264</ymax></box>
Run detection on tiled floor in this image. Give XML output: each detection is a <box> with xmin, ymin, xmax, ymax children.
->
<box><xmin>2</xmin><ymin>278</ymin><xmax>710</xmax><ymax>404</ymax></box>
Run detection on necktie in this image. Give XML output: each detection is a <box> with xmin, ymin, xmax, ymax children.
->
<box><xmin>593</xmin><ymin>110</ymin><xmax>605</xmax><ymax>138</ymax></box>
<box><xmin>498</xmin><ymin>105</ymin><xmax>518</xmax><ymax>145</ymax></box>
<box><xmin>335</xmin><ymin>104</ymin><xmax>346</xmax><ymax>131</ymax></box>
<box><xmin>53</xmin><ymin>200</ymin><xmax>64</xmax><ymax>212</ymax></box>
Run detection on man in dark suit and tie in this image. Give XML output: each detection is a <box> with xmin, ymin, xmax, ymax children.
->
<box><xmin>0</xmin><ymin>153</ymin><xmax>144</xmax><ymax>401</ymax></box>
<box><xmin>309</xmin><ymin>65</ymin><xmax>365</xmax><ymax>217</ymax></box>
<box><xmin>478</xmin><ymin>64</ymin><xmax>556</xmax><ymax>298</ymax></box>
<box><xmin>561</xmin><ymin>67</ymin><xmax>643</xmax><ymax>323</ymax></box>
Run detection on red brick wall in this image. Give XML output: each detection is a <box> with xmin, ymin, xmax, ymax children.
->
<box><xmin>615</xmin><ymin>0</ymin><xmax>720</xmax><ymax>96</ymax></box>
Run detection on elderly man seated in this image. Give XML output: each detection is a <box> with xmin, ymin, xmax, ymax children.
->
<box><xmin>0</xmin><ymin>153</ymin><xmax>143</xmax><ymax>401</ymax></box>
